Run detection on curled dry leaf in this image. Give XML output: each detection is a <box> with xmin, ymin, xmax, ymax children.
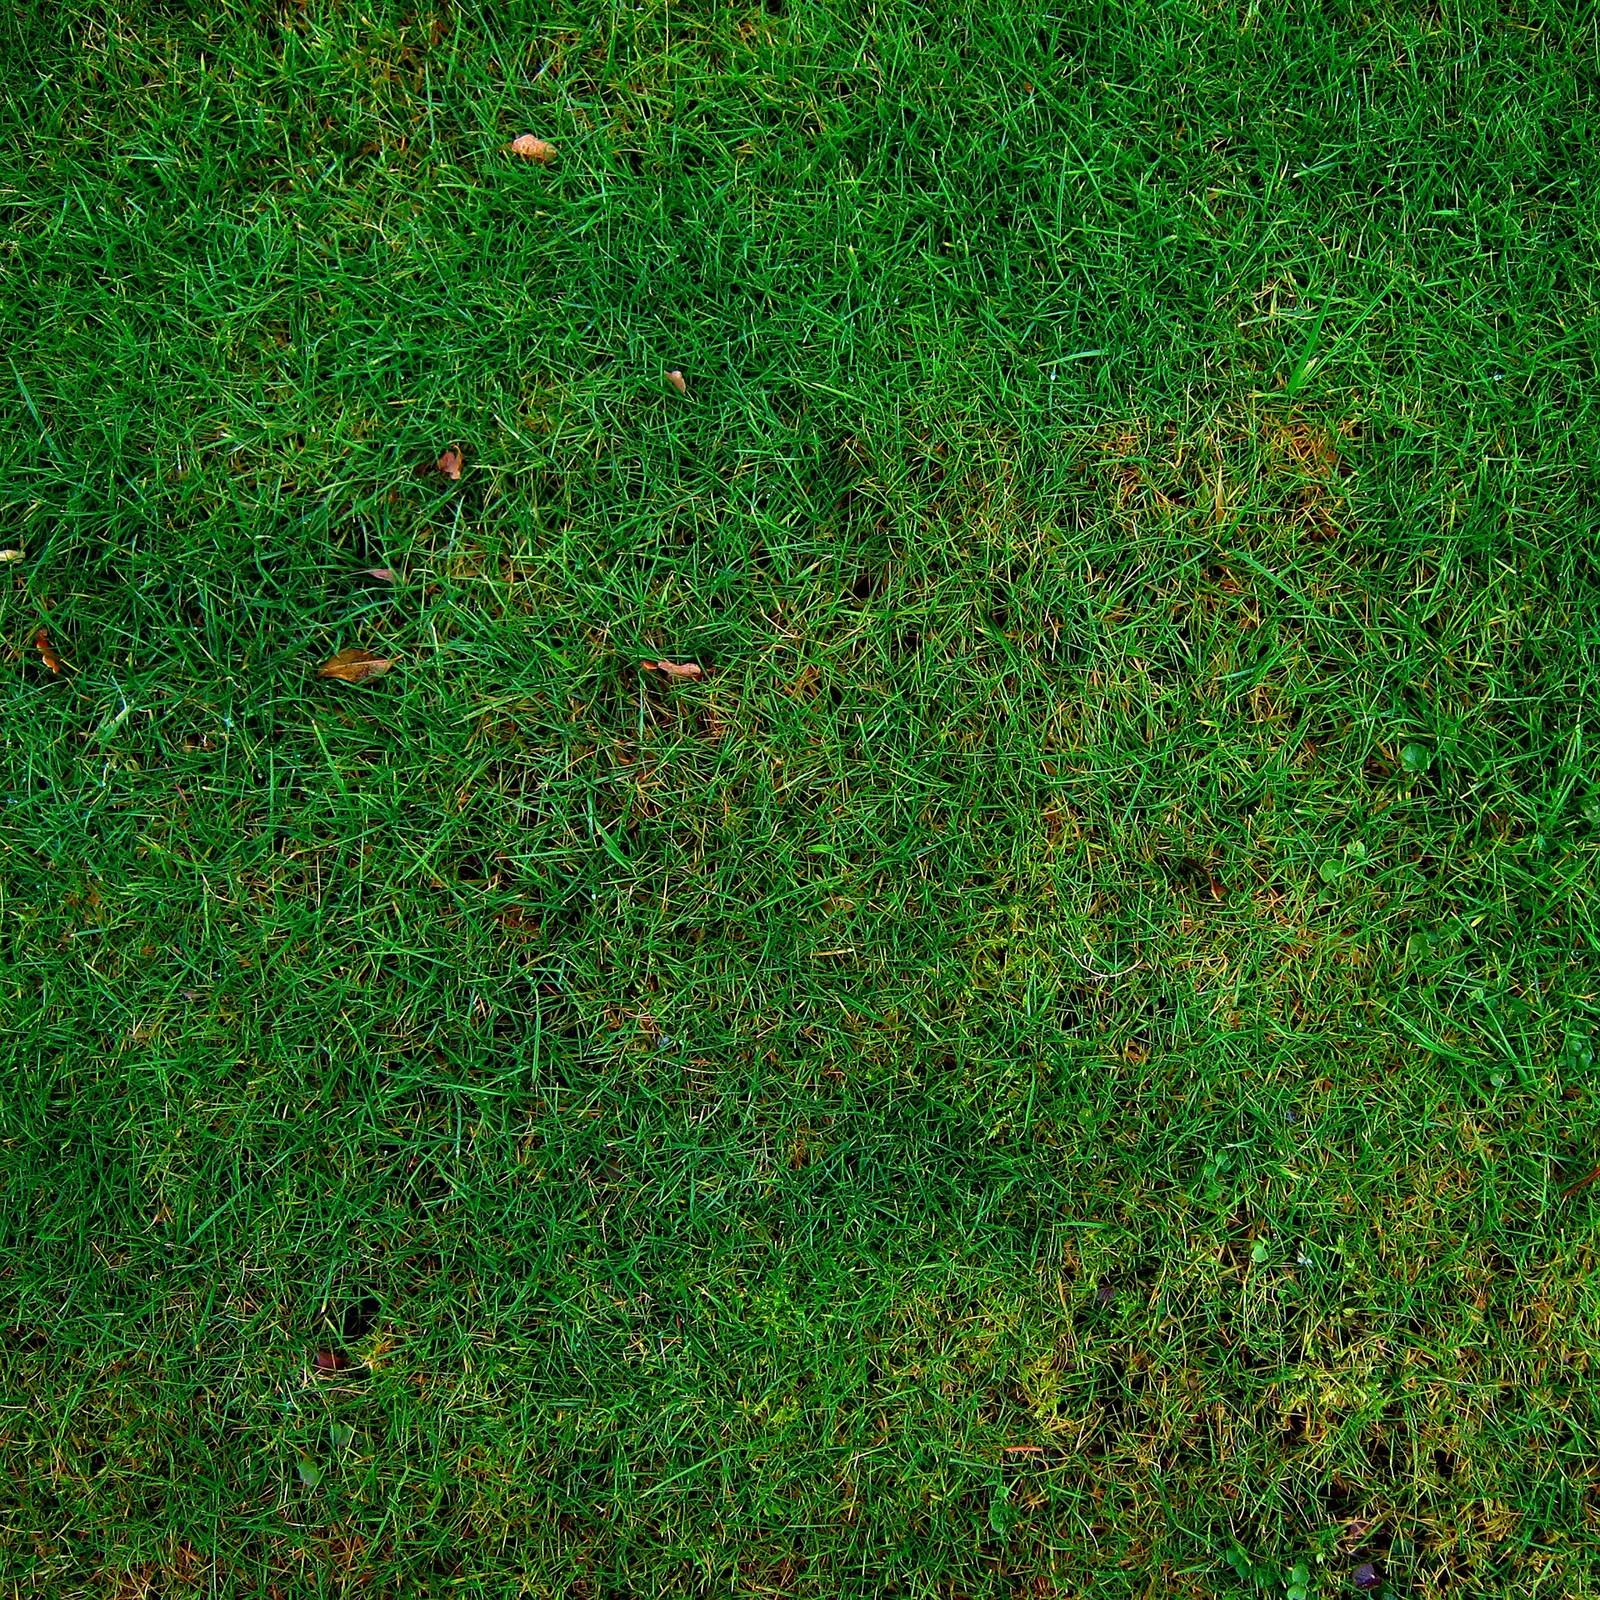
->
<box><xmin>510</xmin><ymin>133</ymin><xmax>556</xmax><ymax>163</ymax></box>
<box><xmin>665</xmin><ymin>369</ymin><xmax>687</xmax><ymax>394</ymax></box>
<box><xmin>642</xmin><ymin>659</ymin><xmax>703</xmax><ymax>679</ymax></box>
<box><xmin>0</xmin><ymin>548</ymin><xmax>23</xmax><ymax>562</ymax></box>
<box><xmin>34</xmin><ymin>627</ymin><xmax>66</xmax><ymax>673</ymax></box>
<box><xmin>364</xmin><ymin>567</ymin><xmax>399</xmax><ymax>584</ymax></box>
<box><xmin>317</xmin><ymin>646</ymin><xmax>393</xmax><ymax>685</ymax></box>
<box><xmin>437</xmin><ymin>448</ymin><xmax>464</xmax><ymax>480</ymax></box>
<box><xmin>313</xmin><ymin>1349</ymin><xmax>352</xmax><ymax>1375</ymax></box>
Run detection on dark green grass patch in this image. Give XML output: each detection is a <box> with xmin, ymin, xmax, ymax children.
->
<box><xmin>3</xmin><ymin>1</ymin><xmax>1600</xmax><ymax>1595</ymax></box>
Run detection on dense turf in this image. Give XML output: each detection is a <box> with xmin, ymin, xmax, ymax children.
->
<box><xmin>3</xmin><ymin>1</ymin><xmax>1600</xmax><ymax>1595</ymax></box>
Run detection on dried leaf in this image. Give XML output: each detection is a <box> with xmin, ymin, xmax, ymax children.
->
<box><xmin>1352</xmin><ymin>1563</ymin><xmax>1380</xmax><ymax>1592</ymax></box>
<box><xmin>437</xmin><ymin>448</ymin><xmax>464</xmax><ymax>480</ymax></box>
<box><xmin>510</xmin><ymin>133</ymin><xmax>556</xmax><ymax>163</ymax></box>
<box><xmin>665</xmin><ymin>369</ymin><xmax>687</xmax><ymax>394</ymax></box>
<box><xmin>1001</xmin><ymin>1444</ymin><xmax>1044</xmax><ymax>1454</ymax></box>
<box><xmin>642</xmin><ymin>659</ymin><xmax>703</xmax><ymax>679</ymax></box>
<box><xmin>34</xmin><ymin>627</ymin><xmax>65</xmax><ymax>673</ymax></box>
<box><xmin>313</xmin><ymin>1349</ymin><xmax>351</xmax><ymax>1375</ymax></box>
<box><xmin>317</xmin><ymin>647</ymin><xmax>393</xmax><ymax>685</ymax></box>
<box><xmin>0</xmin><ymin>548</ymin><xmax>22</xmax><ymax>562</ymax></box>
<box><xmin>364</xmin><ymin>567</ymin><xmax>399</xmax><ymax>584</ymax></box>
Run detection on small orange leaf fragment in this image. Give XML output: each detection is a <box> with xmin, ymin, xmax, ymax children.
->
<box><xmin>665</xmin><ymin>369</ymin><xmax>687</xmax><ymax>394</ymax></box>
<box><xmin>437</xmin><ymin>448</ymin><xmax>464</xmax><ymax>480</ymax></box>
<box><xmin>34</xmin><ymin>627</ymin><xmax>66</xmax><ymax>673</ymax></box>
<box><xmin>642</xmin><ymin>659</ymin><xmax>703</xmax><ymax>679</ymax></box>
<box><xmin>510</xmin><ymin>134</ymin><xmax>556</xmax><ymax>163</ymax></box>
<box><xmin>317</xmin><ymin>647</ymin><xmax>393</xmax><ymax>685</ymax></box>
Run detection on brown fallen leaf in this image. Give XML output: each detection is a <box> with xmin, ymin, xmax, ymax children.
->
<box><xmin>1001</xmin><ymin>1444</ymin><xmax>1045</xmax><ymax>1455</ymax></box>
<box><xmin>665</xmin><ymin>369</ymin><xmax>687</xmax><ymax>394</ymax></box>
<box><xmin>642</xmin><ymin>659</ymin><xmax>703</xmax><ymax>679</ymax></box>
<box><xmin>34</xmin><ymin>627</ymin><xmax>66</xmax><ymax>673</ymax></box>
<box><xmin>510</xmin><ymin>133</ymin><xmax>556</xmax><ymax>163</ymax></box>
<box><xmin>437</xmin><ymin>447</ymin><xmax>464</xmax><ymax>480</ymax></box>
<box><xmin>313</xmin><ymin>1349</ymin><xmax>352</xmax><ymax>1375</ymax></box>
<box><xmin>363</xmin><ymin>567</ymin><xmax>399</xmax><ymax>584</ymax></box>
<box><xmin>317</xmin><ymin>646</ymin><xmax>393</xmax><ymax>685</ymax></box>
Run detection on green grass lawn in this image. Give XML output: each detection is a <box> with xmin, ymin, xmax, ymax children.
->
<box><xmin>4</xmin><ymin>1</ymin><xmax>1600</xmax><ymax>1594</ymax></box>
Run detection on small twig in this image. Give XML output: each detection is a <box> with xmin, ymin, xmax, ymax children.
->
<box><xmin>1561</xmin><ymin>1164</ymin><xmax>1600</xmax><ymax>1197</ymax></box>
